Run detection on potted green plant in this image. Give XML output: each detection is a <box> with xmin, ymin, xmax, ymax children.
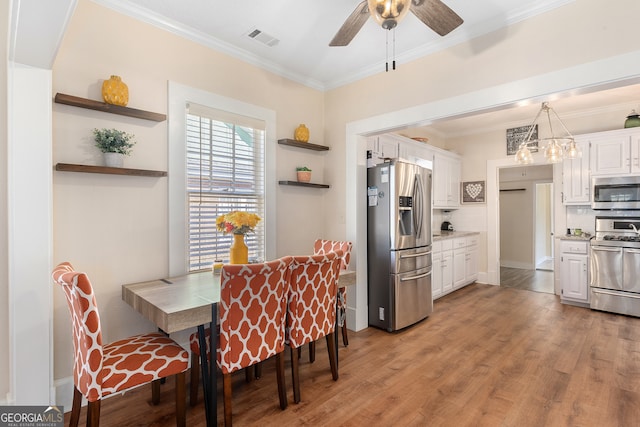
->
<box><xmin>296</xmin><ymin>166</ymin><xmax>312</xmax><ymax>183</ymax></box>
<box><xmin>93</xmin><ymin>128</ymin><xmax>136</xmax><ymax>167</ymax></box>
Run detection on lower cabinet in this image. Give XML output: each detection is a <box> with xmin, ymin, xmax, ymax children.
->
<box><xmin>433</xmin><ymin>234</ymin><xmax>479</xmax><ymax>300</ymax></box>
<box><xmin>560</xmin><ymin>240</ymin><xmax>589</xmax><ymax>304</ymax></box>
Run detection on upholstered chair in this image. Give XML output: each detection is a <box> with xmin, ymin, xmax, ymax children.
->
<box><xmin>313</xmin><ymin>239</ymin><xmax>353</xmax><ymax>348</ymax></box>
<box><xmin>287</xmin><ymin>251</ymin><xmax>343</xmax><ymax>403</ymax></box>
<box><xmin>52</xmin><ymin>262</ymin><xmax>188</xmax><ymax>427</ymax></box>
<box><xmin>188</xmin><ymin>257</ymin><xmax>292</xmax><ymax>426</ymax></box>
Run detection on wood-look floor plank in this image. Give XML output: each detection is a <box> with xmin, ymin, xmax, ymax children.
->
<box><xmin>65</xmin><ymin>283</ymin><xmax>640</xmax><ymax>426</ymax></box>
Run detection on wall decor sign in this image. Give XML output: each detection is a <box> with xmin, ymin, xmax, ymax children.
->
<box><xmin>462</xmin><ymin>181</ymin><xmax>486</xmax><ymax>204</ymax></box>
<box><xmin>506</xmin><ymin>124</ymin><xmax>538</xmax><ymax>155</ymax></box>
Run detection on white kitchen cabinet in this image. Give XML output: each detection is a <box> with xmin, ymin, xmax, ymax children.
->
<box><xmin>433</xmin><ymin>234</ymin><xmax>478</xmax><ymax>299</ymax></box>
<box><xmin>560</xmin><ymin>240</ymin><xmax>589</xmax><ymax>304</ymax></box>
<box><xmin>433</xmin><ymin>153</ymin><xmax>461</xmax><ymax>209</ymax></box>
<box><xmin>562</xmin><ymin>139</ymin><xmax>590</xmax><ymax>204</ymax></box>
<box><xmin>452</xmin><ymin>237</ymin><xmax>467</xmax><ymax>288</ymax></box>
<box><xmin>590</xmin><ymin>128</ymin><xmax>640</xmax><ymax>176</ymax></box>
<box><xmin>367</xmin><ymin>135</ymin><xmax>399</xmax><ymax>167</ymax></box>
<box><xmin>432</xmin><ymin>239</ymin><xmax>453</xmax><ymax>299</ymax></box>
<box><xmin>465</xmin><ymin>235</ymin><xmax>479</xmax><ymax>283</ymax></box>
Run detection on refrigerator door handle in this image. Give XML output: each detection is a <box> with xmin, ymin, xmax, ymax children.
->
<box><xmin>413</xmin><ymin>174</ymin><xmax>424</xmax><ymax>239</ymax></box>
<box><xmin>400</xmin><ymin>270</ymin><xmax>432</xmax><ymax>282</ymax></box>
<box><xmin>400</xmin><ymin>251</ymin><xmax>432</xmax><ymax>259</ymax></box>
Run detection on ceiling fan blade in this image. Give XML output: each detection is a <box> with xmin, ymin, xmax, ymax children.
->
<box><xmin>411</xmin><ymin>0</ymin><xmax>463</xmax><ymax>36</ymax></box>
<box><xmin>329</xmin><ymin>1</ymin><xmax>370</xmax><ymax>46</ymax></box>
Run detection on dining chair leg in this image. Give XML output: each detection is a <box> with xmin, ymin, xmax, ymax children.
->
<box><xmin>189</xmin><ymin>352</ymin><xmax>199</xmax><ymax>406</ymax></box>
<box><xmin>175</xmin><ymin>372</ymin><xmax>186</xmax><ymax>427</ymax></box>
<box><xmin>308</xmin><ymin>341</ymin><xmax>316</xmax><ymax>363</ymax></box>
<box><xmin>151</xmin><ymin>379</ymin><xmax>161</xmax><ymax>405</ymax></box>
<box><xmin>290</xmin><ymin>346</ymin><xmax>301</xmax><ymax>403</ymax></box>
<box><xmin>86</xmin><ymin>400</ymin><xmax>100</xmax><ymax>427</ymax></box>
<box><xmin>326</xmin><ymin>333</ymin><xmax>338</xmax><ymax>381</ymax></box>
<box><xmin>70</xmin><ymin>387</ymin><xmax>82</xmax><ymax>427</ymax></box>
<box><xmin>222</xmin><ymin>372</ymin><xmax>233</xmax><ymax>426</ymax></box>
<box><xmin>275</xmin><ymin>352</ymin><xmax>287</xmax><ymax>410</ymax></box>
<box><xmin>255</xmin><ymin>361</ymin><xmax>262</xmax><ymax>379</ymax></box>
<box><xmin>342</xmin><ymin>317</ymin><xmax>349</xmax><ymax>346</ymax></box>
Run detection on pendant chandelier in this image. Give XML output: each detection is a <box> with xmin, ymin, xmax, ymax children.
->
<box><xmin>367</xmin><ymin>0</ymin><xmax>412</xmax><ymax>30</ymax></box>
<box><xmin>514</xmin><ymin>102</ymin><xmax>581</xmax><ymax>165</ymax></box>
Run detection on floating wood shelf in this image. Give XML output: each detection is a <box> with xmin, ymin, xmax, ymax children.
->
<box><xmin>277</xmin><ymin>139</ymin><xmax>329</xmax><ymax>151</ymax></box>
<box><xmin>278</xmin><ymin>180</ymin><xmax>330</xmax><ymax>189</ymax></box>
<box><xmin>55</xmin><ymin>163</ymin><xmax>167</xmax><ymax>177</ymax></box>
<box><xmin>54</xmin><ymin>93</ymin><xmax>167</xmax><ymax>122</ymax></box>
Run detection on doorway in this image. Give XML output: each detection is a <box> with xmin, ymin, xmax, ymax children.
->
<box><xmin>498</xmin><ymin>165</ymin><xmax>555</xmax><ymax>294</ymax></box>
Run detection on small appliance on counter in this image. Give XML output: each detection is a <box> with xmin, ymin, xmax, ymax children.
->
<box><xmin>441</xmin><ymin>221</ymin><xmax>454</xmax><ymax>232</ymax></box>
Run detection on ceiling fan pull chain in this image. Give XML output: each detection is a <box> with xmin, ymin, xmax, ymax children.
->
<box><xmin>392</xmin><ymin>28</ymin><xmax>396</xmax><ymax>70</ymax></box>
<box><xmin>385</xmin><ymin>30</ymin><xmax>389</xmax><ymax>72</ymax></box>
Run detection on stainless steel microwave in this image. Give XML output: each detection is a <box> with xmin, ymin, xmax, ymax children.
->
<box><xmin>592</xmin><ymin>176</ymin><xmax>640</xmax><ymax>210</ymax></box>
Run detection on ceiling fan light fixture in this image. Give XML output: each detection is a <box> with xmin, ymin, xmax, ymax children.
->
<box><xmin>367</xmin><ymin>0</ymin><xmax>412</xmax><ymax>30</ymax></box>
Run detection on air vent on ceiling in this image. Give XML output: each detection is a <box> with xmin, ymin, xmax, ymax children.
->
<box><xmin>246</xmin><ymin>28</ymin><xmax>279</xmax><ymax>47</ymax></box>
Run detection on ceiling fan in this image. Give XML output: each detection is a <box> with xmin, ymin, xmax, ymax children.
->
<box><xmin>330</xmin><ymin>0</ymin><xmax>463</xmax><ymax>46</ymax></box>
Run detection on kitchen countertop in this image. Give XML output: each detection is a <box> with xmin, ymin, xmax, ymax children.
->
<box><xmin>433</xmin><ymin>231</ymin><xmax>480</xmax><ymax>241</ymax></box>
<box><xmin>558</xmin><ymin>234</ymin><xmax>592</xmax><ymax>241</ymax></box>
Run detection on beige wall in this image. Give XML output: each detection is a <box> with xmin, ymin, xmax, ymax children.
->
<box><xmin>26</xmin><ymin>0</ymin><xmax>640</xmax><ymax>402</ymax></box>
<box><xmin>51</xmin><ymin>0</ymin><xmax>326</xmax><ymax>380</ymax></box>
<box><xmin>0</xmin><ymin>0</ymin><xmax>9</xmax><ymax>401</ymax></box>
<box><xmin>323</xmin><ymin>0</ymin><xmax>640</xmax><ymax>239</ymax></box>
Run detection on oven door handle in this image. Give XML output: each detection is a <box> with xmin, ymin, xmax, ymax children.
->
<box><xmin>591</xmin><ymin>246</ymin><xmax>623</xmax><ymax>252</ymax></box>
<box><xmin>592</xmin><ymin>288</ymin><xmax>640</xmax><ymax>300</ymax></box>
<box><xmin>625</xmin><ymin>248</ymin><xmax>640</xmax><ymax>254</ymax></box>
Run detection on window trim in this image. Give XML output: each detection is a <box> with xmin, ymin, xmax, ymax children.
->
<box><xmin>168</xmin><ymin>81</ymin><xmax>276</xmax><ymax>276</ymax></box>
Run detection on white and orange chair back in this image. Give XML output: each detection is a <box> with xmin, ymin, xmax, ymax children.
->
<box><xmin>52</xmin><ymin>262</ymin><xmax>188</xmax><ymax>427</ymax></box>
<box><xmin>313</xmin><ymin>239</ymin><xmax>352</xmax><ymax>270</ymax></box>
<box><xmin>287</xmin><ymin>251</ymin><xmax>342</xmax><ymax>403</ymax></box>
<box><xmin>218</xmin><ymin>257</ymin><xmax>292</xmax><ymax>373</ymax></box>
<box><xmin>313</xmin><ymin>239</ymin><xmax>353</xmax><ymax>346</ymax></box>
<box><xmin>189</xmin><ymin>256</ymin><xmax>292</xmax><ymax>425</ymax></box>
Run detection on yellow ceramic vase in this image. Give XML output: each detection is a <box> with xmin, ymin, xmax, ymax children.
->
<box><xmin>294</xmin><ymin>124</ymin><xmax>309</xmax><ymax>142</ymax></box>
<box><xmin>229</xmin><ymin>234</ymin><xmax>248</xmax><ymax>264</ymax></box>
<box><xmin>102</xmin><ymin>75</ymin><xmax>129</xmax><ymax>106</ymax></box>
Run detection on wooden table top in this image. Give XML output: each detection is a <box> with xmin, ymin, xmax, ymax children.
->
<box><xmin>122</xmin><ymin>269</ymin><xmax>356</xmax><ymax>334</ymax></box>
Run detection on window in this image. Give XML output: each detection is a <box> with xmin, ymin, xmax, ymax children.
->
<box><xmin>186</xmin><ymin>105</ymin><xmax>265</xmax><ymax>271</ymax></box>
<box><xmin>168</xmin><ymin>82</ymin><xmax>276</xmax><ymax>276</ymax></box>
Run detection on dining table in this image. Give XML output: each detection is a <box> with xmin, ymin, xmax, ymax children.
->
<box><xmin>122</xmin><ymin>267</ymin><xmax>356</xmax><ymax>427</ymax></box>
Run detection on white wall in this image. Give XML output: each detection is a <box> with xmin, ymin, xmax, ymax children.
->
<box><xmin>0</xmin><ymin>0</ymin><xmax>9</xmax><ymax>403</ymax></box>
<box><xmin>8</xmin><ymin>65</ymin><xmax>53</xmax><ymax>404</ymax></box>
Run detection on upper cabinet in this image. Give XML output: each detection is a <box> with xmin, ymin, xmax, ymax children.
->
<box><xmin>562</xmin><ymin>139</ymin><xmax>590</xmax><ymax>204</ymax></box>
<box><xmin>367</xmin><ymin>133</ymin><xmax>460</xmax><ymax>209</ymax></box>
<box><xmin>590</xmin><ymin>128</ymin><xmax>640</xmax><ymax>176</ymax></box>
<box><xmin>433</xmin><ymin>152</ymin><xmax>461</xmax><ymax>209</ymax></box>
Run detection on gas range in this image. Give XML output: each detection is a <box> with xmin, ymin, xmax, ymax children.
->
<box><xmin>592</xmin><ymin>216</ymin><xmax>640</xmax><ymax>248</ymax></box>
<box><xmin>591</xmin><ymin>216</ymin><xmax>640</xmax><ymax>318</ymax></box>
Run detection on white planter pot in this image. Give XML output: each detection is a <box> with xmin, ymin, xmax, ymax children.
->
<box><xmin>104</xmin><ymin>152</ymin><xmax>125</xmax><ymax>168</ymax></box>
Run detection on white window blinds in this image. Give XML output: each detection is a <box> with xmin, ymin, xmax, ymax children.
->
<box><xmin>186</xmin><ymin>103</ymin><xmax>265</xmax><ymax>271</ymax></box>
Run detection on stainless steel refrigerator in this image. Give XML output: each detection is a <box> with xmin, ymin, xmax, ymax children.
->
<box><xmin>367</xmin><ymin>160</ymin><xmax>433</xmax><ymax>331</ymax></box>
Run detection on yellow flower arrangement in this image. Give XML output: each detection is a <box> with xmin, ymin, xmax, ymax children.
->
<box><xmin>216</xmin><ymin>211</ymin><xmax>261</xmax><ymax>235</ymax></box>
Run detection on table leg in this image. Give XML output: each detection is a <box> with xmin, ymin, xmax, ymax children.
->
<box><xmin>209</xmin><ymin>303</ymin><xmax>217</xmax><ymax>426</ymax></box>
<box><xmin>197</xmin><ymin>325</ymin><xmax>209</xmax><ymax>421</ymax></box>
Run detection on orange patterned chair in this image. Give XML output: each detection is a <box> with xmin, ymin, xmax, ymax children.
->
<box><xmin>313</xmin><ymin>239</ymin><xmax>353</xmax><ymax>348</ymax></box>
<box><xmin>52</xmin><ymin>262</ymin><xmax>188</xmax><ymax>427</ymax></box>
<box><xmin>189</xmin><ymin>257</ymin><xmax>292</xmax><ymax>425</ymax></box>
<box><xmin>287</xmin><ymin>251</ymin><xmax>343</xmax><ymax>403</ymax></box>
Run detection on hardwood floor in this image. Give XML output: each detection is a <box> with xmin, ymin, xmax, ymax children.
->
<box><xmin>500</xmin><ymin>266</ymin><xmax>555</xmax><ymax>294</ymax></box>
<box><xmin>66</xmin><ymin>284</ymin><xmax>640</xmax><ymax>426</ymax></box>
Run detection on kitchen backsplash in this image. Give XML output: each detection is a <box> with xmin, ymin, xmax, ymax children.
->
<box><xmin>566</xmin><ymin>206</ymin><xmax>640</xmax><ymax>235</ymax></box>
